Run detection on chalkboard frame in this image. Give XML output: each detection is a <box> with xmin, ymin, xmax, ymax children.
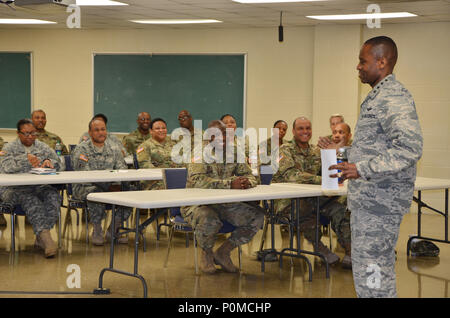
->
<box><xmin>91</xmin><ymin>52</ymin><xmax>247</xmax><ymax>133</ymax></box>
<box><xmin>0</xmin><ymin>51</ymin><xmax>33</xmax><ymax>130</ymax></box>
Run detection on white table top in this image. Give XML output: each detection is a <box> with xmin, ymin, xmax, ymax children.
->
<box><xmin>0</xmin><ymin>169</ymin><xmax>163</xmax><ymax>186</ymax></box>
<box><xmin>85</xmin><ymin>176</ymin><xmax>450</xmax><ymax>209</ymax></box>
<box><xmin>271</xmin><ymin>177</ymin><xmax>450</xmax><ymax>196</ymax></box>
<box><xmin>87</xmin><ymin>184</ymin><xmax>321</xmax><ymax>209</ymax></box>
<box><xmin>413</xmin><ymin>177</ymin><xmax>450</xmax><ymax>191</ymax></box>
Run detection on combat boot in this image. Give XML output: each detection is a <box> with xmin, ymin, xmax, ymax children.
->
<box><xmin>214</xmin><ymin>240</ymin><xmax>239</xmax><ymax>273</ymax></box>
<box><xmin>200</xmin><ymin>248</ymin><xmax>216</xmax><ymax>274</ymax></box>
<box><xmin>91</xmin><ymin>223</ymin><xmax>104</xmax><ymax>246</ymax></box>
<box><xmin>105</xmin><ymin>220</ymin><xmax>128</xmax><ymax>244</ymax></box>
<box><xmin>313</xmin><ymin>241</ymin><xmax>340</xmax><ymax>265</ymax></box>
<box><xmin>39</xmin><ymin>229</ymin><xmax>57</xmax><ymax>258</ymax></box>
<box><xmin>341</xmin><ymin>243</ymin><xmax>352</xmax><ymax>269</ymax></box>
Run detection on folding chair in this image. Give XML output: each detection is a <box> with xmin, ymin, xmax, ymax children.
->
<box><xmin>0</xmin><ymin>202</ymin><xmax>26</xmax><ymax>253</ymax></box>
<box><xmin>62</xmin><ymin>154</ymin><xmax>120</xmax><ymax>244</ymax></box>
<box><xmin>62</xmin><ymin>155</ymin><xmax>89</xmax><ymax>242</ymax></box>
<box><xmin>162</xmin><ymin>168</ymin><xmax>242</xmax><ymax>274</ymax></box>
<box><xmin>1</xmin><ymin>199</ymin><xmax>62</xmax><ymax>252</ymax></box>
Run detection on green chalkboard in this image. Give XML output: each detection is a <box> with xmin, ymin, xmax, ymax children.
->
<box><xmin>0</xmin><ymin>52</ymin><xmax>32</xmax><ymax>129</ymax></box>
<box><xmin>93</xmin><ymin>54</ymin><xmax>245</xmax><ymax>133</ymax></box>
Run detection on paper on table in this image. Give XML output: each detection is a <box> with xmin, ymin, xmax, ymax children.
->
<box><xmin>320</xmin><ymin>149</ymin><xmax>338</xmax><ymax>190</ymax></box>
<box><xmin>30</xmin><ymin>167</ymin><xmax>57</xmax><ymax>175</ymax></box>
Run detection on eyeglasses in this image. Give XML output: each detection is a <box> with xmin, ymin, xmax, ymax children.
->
<box><xmin>178</xmin><ymin>116</ymin><xmax>190</xmax><ymax>121</ymax></box>
<box><xmin>19</xmin><ymin>131</ymin><xmax>38</xmax><ymax>137</ymax></box>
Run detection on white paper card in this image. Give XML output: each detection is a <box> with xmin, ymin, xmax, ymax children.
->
<box><xmin>321</xmin><ymin>149</ymin><xmax>338</xmax><ymax>190</ymax></box>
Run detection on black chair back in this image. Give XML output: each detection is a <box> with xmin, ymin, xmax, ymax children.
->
<box><xmin>64</xmin><ymin>155</ymin><xmax>74</xmax><ymax>171</ymax></box>
<box><xmin>133</xmin><ymin>153</ymin><xmax>139</xmax><ymax>169</ymax></box>
<box><xmin>163</xmin><ymin>168</ymin><xmax>188</xmax><ymax>218</ymax></box>
<box><xmin>259</xmin><ymin>165</ymin><xmax>273</xmax><ymax>185</ymax></box>
<box><xmin>63</xmin><ymin>155</ymin><xmax>75</xmax><ymax>195</ymax></box>
<box><xmin>163</xmin><ymin>168</ymin><xmax>187</xmax><ymax>190</ymax></box>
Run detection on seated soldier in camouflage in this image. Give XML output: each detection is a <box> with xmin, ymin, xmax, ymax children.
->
<box><xmin>72</xmin><ymin>118</ymin><xmax>132</xmax><ymax>246</ymax></box>
<box><xmin>272</xmin><ymin>117</ymin><xmax>352</xmax><ymax>268</ymax></box>
<box><xmin>136</xmin><ymin>117</ymin><xmax>184</xmax><ymax>190</ymax></box>
<box><xmin>0</xmin><ymin>119</ymin><xmax>62</xmax><ymax>258</ymax></box>
<box><xmin>31</xmin><ymin>109</ymin><xmax>69</xmax><ymax>155</ymax></box>
<box><xmin>79</xmin><ymin>113</ymin><xmax>126</xmax><ymax>157</ymax></box>
<box><xmin>220</xmin><ymin>114</ymin><xmax>253</xmax><ymax>163</ymax></box>
<box><xmin>181</xmin><ymin>120</ymin><xmax>265</xmax><ymax>274</ymax></box>
<box><xmin>122</xmin><ymin>112</ymin><xmax>152</xmax><ymax>155</ymax></box>
<box><xmin>318</xmin><ymin>121</ymin><xmax>353</xmax><ymax>208</ymax></box>
<box><xmin>258</xmin><ymin>119</ymin><xmax>288</xmax><ymax>166</ymax></box>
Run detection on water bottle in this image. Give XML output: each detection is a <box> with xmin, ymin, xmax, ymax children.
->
<box><xmin>55</xmin><ymin>142</ymin><xmax>62</xmax><ymax>157</ymax></box>
<box><xmin>337</xmin><ymin>147</ymin><xmax>348</xmax><ymax>183</ymax></box>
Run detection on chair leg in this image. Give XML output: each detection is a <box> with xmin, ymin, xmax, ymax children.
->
<box><xmin>85</xmin><ymin>207</ymin><xmax>89</xmax><ymax>243</ymax></box>
<box><xmin>10</xmin><ymin>213</ymin><xmax>15</xmax><ymax>253</ymax></box>
<box><xmin>194</xmin><ymin>232</ymin><xmax>199</xmax><ymax>275</ymax></box>
<box><xmin>58</xmin><ymin>208</ymin><xmax>62</xmax><ymax>248</ymax></box>
<box><xmin>163</xmin><ymin>225</ymin><xmax>175</xmax><ymax>268</ymax></box>
<box><xmin>238</xmin><ymin>245</ymin><xmax>242</xmax><ymax>272</ymax></box>
<box><xmin>62</xmin><ymin>207</ymin><xmax>70</xmax><ymax>239</ymax></box>
<box><xmin>258</xmin><ymin>216</ymin><xmax>269</xmax><ymax>252</ymax></box>
<box><xmin>328</xmin><ymin>224</ymin><xmax>333</xmax><ymax>251</ymax></box>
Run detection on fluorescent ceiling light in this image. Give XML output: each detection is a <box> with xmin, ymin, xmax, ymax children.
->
<box><xmin>0</xmin><ymin>19</ymin><xmax>56</xmax><ymax>24</ymax></box>
<box><xmin>232</xmin><ymin>0</ymin><xmax>321</xmax><ymax>3</ymax></box>
<box><xmin>130</xmin><ymin>19</ymin><xmax>222</xmax><ymax>25</ymax></box>
<box><xmin>307</xmin><ymin>12</ymin><xmax>417</xmax><ymax>20</ymax></box>
<box><xmin>76</xmin><ymin>0</ymin><xmax>128</xmax><ymax>6</ymax></box>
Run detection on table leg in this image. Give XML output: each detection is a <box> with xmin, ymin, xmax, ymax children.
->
<box><xmin>278</xmin><ymin>198</ymin><xmax>313</xmax><ymax>282</ymax></box>
<box><xmin>94</xmin><ymin>204</ymin><xmax>148</xmax><ymax>298</ymax></box>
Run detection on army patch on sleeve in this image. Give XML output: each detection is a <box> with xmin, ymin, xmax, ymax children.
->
<box><xmin>79</xmin><ymin>154</ymin><xmax>88</xmax><ymax>162</ymax></box>
<box><xmin>136</xmin><ymin>147</ymin><xmax>144</xmax><ymax>154</ymax></box>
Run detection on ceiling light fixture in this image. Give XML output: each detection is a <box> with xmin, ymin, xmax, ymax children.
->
<box><xmin>307</xmin><ymin>12</ymin><xmax>417</xmax><ymax>20</ymax></box>
<box><xmin>76</xmin><ymin>0</ymin><xmax>128</xmax><ymax>6</ymax></box>
<box><xmin>0</xmin><ymin>18</ymin><xmax>57</xmax><ymax>24</ymax></box>
<box><xmin>130</xmin><ymin>19</ymin><xmax>222</xmax><ymax>24</ymax></box>
<box><xmin>232</xmin><ymin>0</ymin><xmax>321</xmax><ymax>3</ymax></box>
<box><xmin>279</xmin><ymin>11</ymin><xmax>283</xmax><ymax>42</ymax></box>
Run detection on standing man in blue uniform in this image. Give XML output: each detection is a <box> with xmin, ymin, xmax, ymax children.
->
<box><xmin>330</xmin><ymin>36</ymin><xmax>423</xmax><ymax>297</ymax></box>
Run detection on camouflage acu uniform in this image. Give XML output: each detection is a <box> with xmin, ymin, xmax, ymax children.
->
<box><xmin>136</xmin><ymin>136</ymin><xmax>184</xmax><ymax>190</ymax></box>
<box><xmin>36</xmin><ymin>129</ymin><xmax>69</xmax><ymax>155</ymax></box>
<box><xmin>180</xmin><ymin>152</ymin><xmax>265</xmax><ymax>250</ymax></box>
<box><xmin>79</xmin><ymin>131</ymin><xmax>126</xmax><ymax>157</ymax></box>
<box><xmin>348</xmin><ymin>74</ymin><xmax>423</xmax><ymax>298</ymax></box>
<box><xmin>71</xmin><ymin>139</ymin><xmax>132</xmax><ymax>225</ymax></box>
<box><xmin>258</xmin><ymin>137</ymin><xmax>285</xmax><ymax>166</ymax></box>
<box><xmin>272</xmin><ymin>139</ymin><xmax>351</xmax><ymax>248</ymax></box>
<box><xmin>0</xmin><ymin>139</ymin><xmax>62</xmax><ymax>235</ymax></box>
<box><xmin>122</xmin><ymin>129</ymin><xmax>152</xmax><ymax>155</ymax></box>
<box><xmin>170</xmin><ymin>128</ymin><xmax>203</xmax><ymax>161</ymax></box>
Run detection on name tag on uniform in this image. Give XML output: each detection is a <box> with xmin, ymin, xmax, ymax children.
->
<box><xmin>79</xmin><ymin>154</ymin><xmax>88</xmax><ymax>162</ymax></box>
<box><xmin>0</xmin><ymin>151</ymin><xmax>6</xmax><ymax>156</ymax></box>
